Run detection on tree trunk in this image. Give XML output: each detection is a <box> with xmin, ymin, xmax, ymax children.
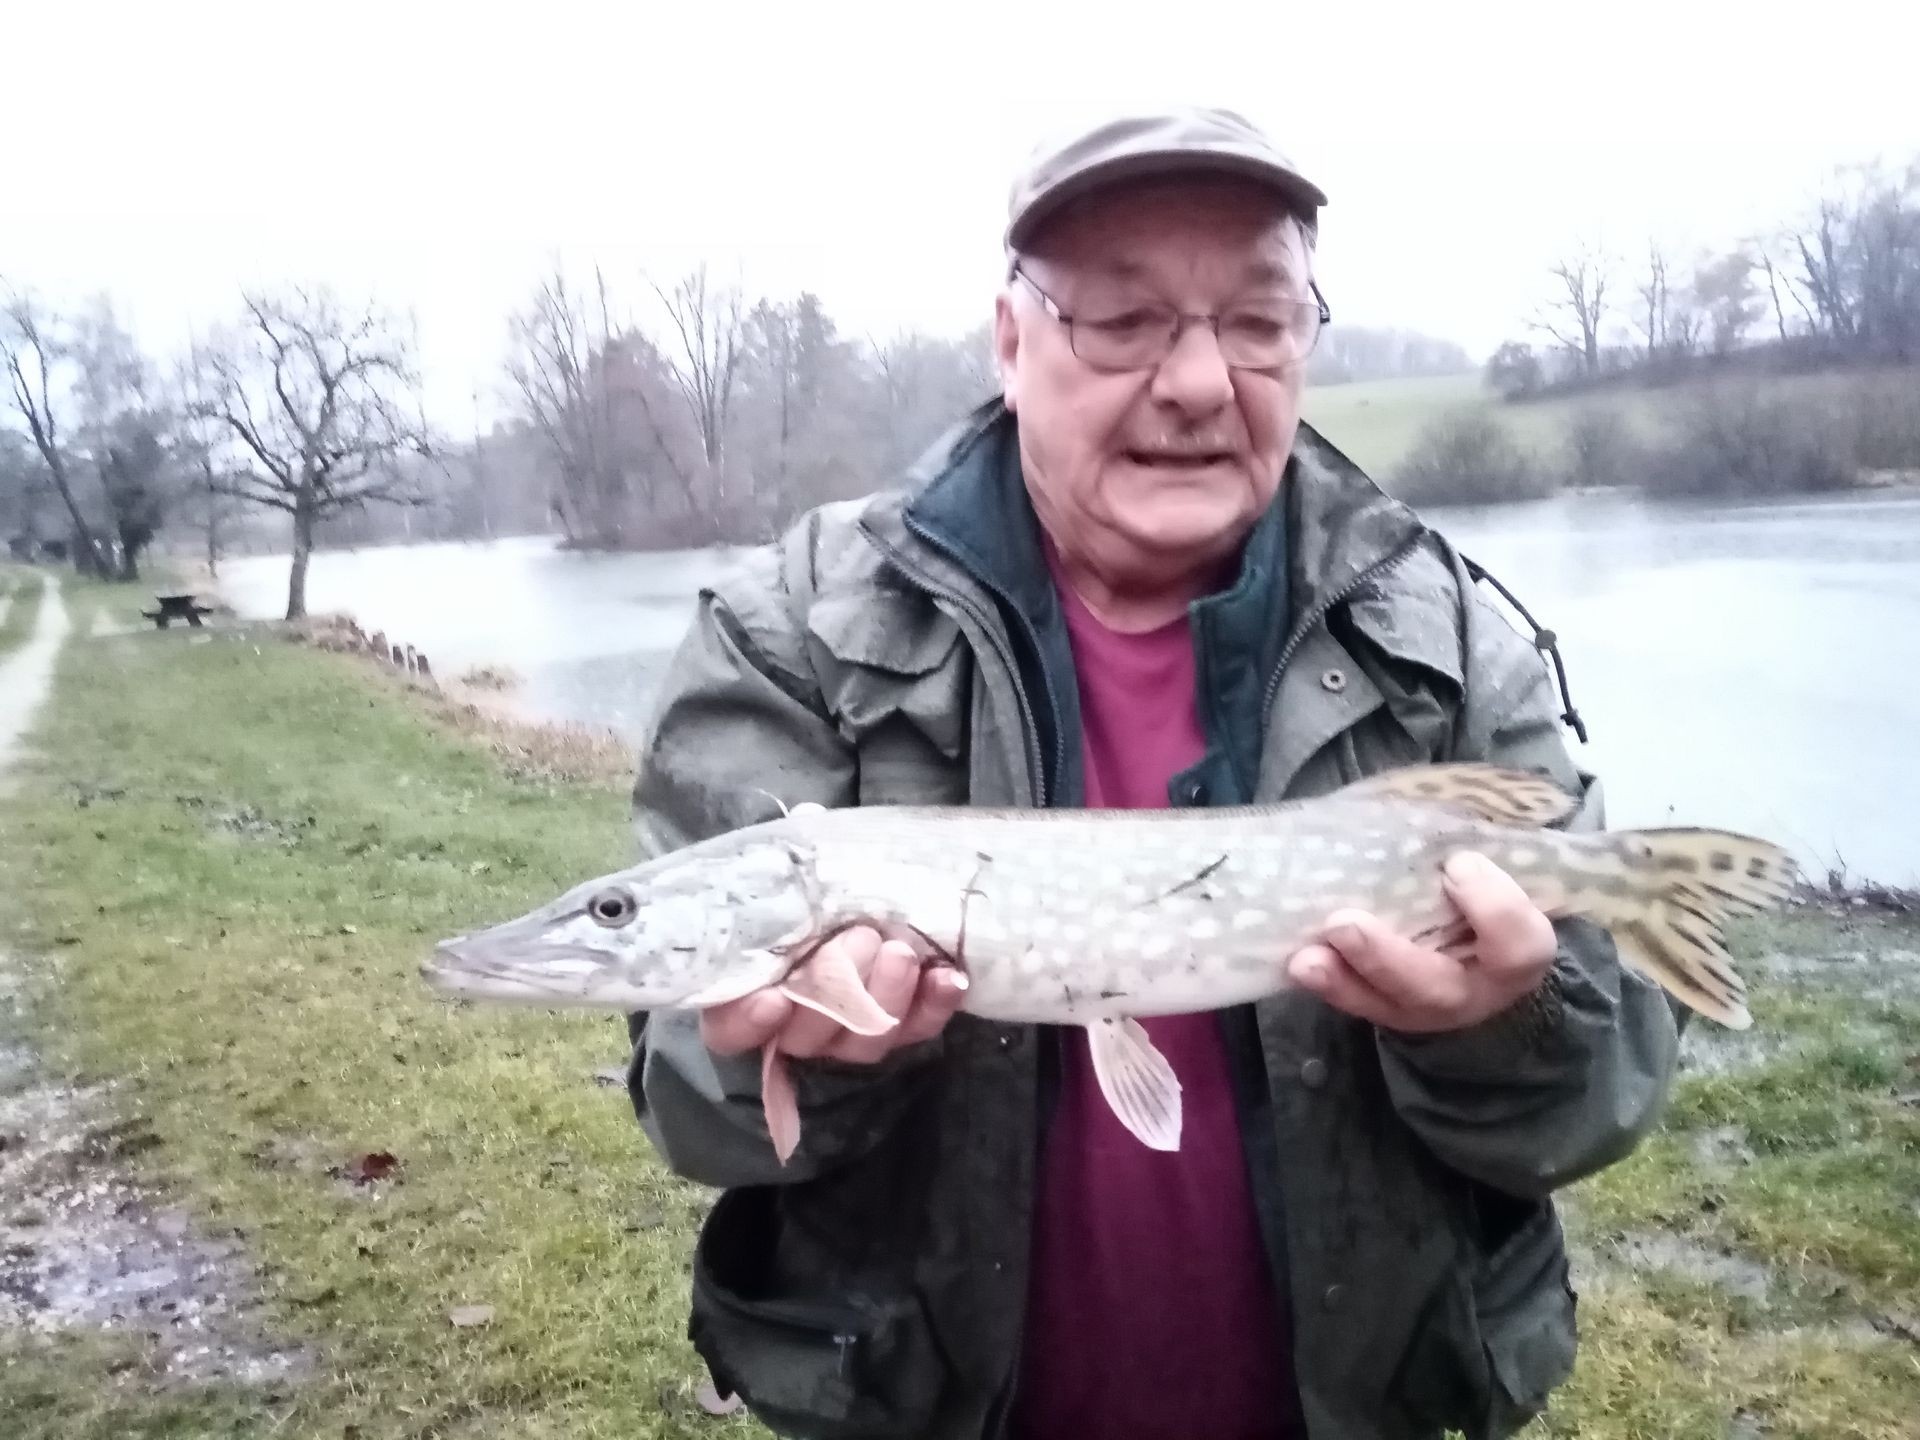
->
<box><xmin>41</xmin><ymin>461</ymin><xmax>108</xmax><ymax>577</ymax></box>
<box><xmin>286</xmin><ymin>501</ymin><xmax>315</xmax><ymax>621</ymax></box>
<box><xmin>201</xmin><ymin>456</ymin><xmax>222</xmax><ymax>578</ymax></box>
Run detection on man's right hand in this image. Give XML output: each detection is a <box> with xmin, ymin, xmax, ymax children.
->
<box><xmin>700</xmin><ymin>925</ymin><xmax>968</xmax><ymax>1065</ymax></box>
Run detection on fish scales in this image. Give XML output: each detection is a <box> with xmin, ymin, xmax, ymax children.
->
<box><xmin>424</xmin><ymin>762</ymin><xmax>1797</xmax><ymax>1160</ymax></box>
<box><xmin>790</xmin><ymin>798</ymin><xmax>1514</xmax><ymax>1024</ymax></box>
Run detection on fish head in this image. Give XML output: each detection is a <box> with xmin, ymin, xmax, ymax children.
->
<box><xmin>423</xmin><ymin>833</ymin><xmax>816</xmax><ymax>1011</ymax></box>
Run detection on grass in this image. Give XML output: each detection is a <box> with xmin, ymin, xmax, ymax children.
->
<box><xmin>1302</xmin><ymin>365</ymin><xmax>1920</xmax><ymax>486</ymax></box>
<box><xmin>1</xmin><ymin>586</ymin><xmax>1916</xmax><ymax>1438</ymax></box>
<box><xmin>1539</xmin><ymin>910</ymin><xmax>1920</xmax><ymax>1437</ymax></box>
<box><xmin>0</xmin><ymin>587</ymin><xmax>735</xmax><ymax>1439</ymax></box>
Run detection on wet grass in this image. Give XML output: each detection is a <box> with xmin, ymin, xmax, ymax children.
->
<box><xmin>1544</xmin><ymin>909</ymin><xmax>1920</xmax><ymax>1437</ymax></box>
<box><xmin>0</xmin><ymin>584</ymin><xmax>1915</xmax><ymax>1438</ymax></box>
<box><xmin>0</xmin><ymin>588</ymin><xmax>736</xmax><ymax>1439</ymax></box>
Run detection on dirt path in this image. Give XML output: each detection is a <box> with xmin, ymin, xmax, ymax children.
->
<box><xmin>0</xmin><ymin>575</ymin><xmax>303</xmax><ymax>1388</ymax></box>
<box><xmin>0</xmin><ymin>573</ymin><xmax>66</xmax><ymax>769</ymax></box>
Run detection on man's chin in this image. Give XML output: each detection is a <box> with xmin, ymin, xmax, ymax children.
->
<box><xmin>1110</xmin><ymin>491</ymin><xmax>1260</xmax><ymax>556</ymax></box>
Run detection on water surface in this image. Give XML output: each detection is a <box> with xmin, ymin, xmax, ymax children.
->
<box><xmin>217</xmin><ymin>491</ymin><xmax>1920</xmax><ymax>885</ymax></box>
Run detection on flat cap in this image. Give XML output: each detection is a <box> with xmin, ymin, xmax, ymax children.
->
<box><xmin>1005</xmin><ymin>106</ymin><xmax>1328</xmax><ymax>251</ymax></box>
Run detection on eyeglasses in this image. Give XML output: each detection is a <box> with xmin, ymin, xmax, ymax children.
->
<box><xmin>1011</xmin><ymin>266</ymin><xmax>1331</xmax><ymax>373</ymax></box>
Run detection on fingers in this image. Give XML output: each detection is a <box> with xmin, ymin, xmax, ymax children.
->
<box><xmin>705</xmin><ymin>927</ymin><xmax>965</xmax><ymax>1067</ymax></box>
<box><xmin>1287</xmin><ymin>940</ymin><xmax>1404</xmax><ymax>1029</ymax></box>
<box><xmin>700</xmin><ymin>988</ymin><xmax>795</xmax><ymax>1057</ymax></box>
<box><xmin>1441</xmin><ymin>851</ymin><xmax>1558</xmax><ymax>974</ymax></box>
<box><xmin>778</xmin><ymin>927</ymin><xmax>883</xmax><ymax>1059</ymax></box>
<box><xmin>1311</xmin><ymin>910</ymin><xmax>1474</xmax><ymax>1016</ymax></box>
<box><xmin>822</xmin><ymin>939</ymin><xmax>920</xmax><ymax>1062</ymax></box>
<box><xmin>889</xmin><ymin>964</ymin><xmax>969</xmax><ymax>1048</ymax></box>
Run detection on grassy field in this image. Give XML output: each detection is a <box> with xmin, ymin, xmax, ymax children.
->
<box><xmin>1302</xmin><ymin>365</ymin><xmax>1920</xmax><ymax>484</ymax></box>
<box><xmin>1</xmin><ymin>581</ymin><xmax>1916</xmax><ymax>1438</ymax></box>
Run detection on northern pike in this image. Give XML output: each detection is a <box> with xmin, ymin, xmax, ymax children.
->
<box><xmin>424</xmin><ymin>763</ymin><xmax>1793</xmax><ymax>1161</ymax></box>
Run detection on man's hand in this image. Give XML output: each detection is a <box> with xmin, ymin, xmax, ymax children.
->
<box><xmin>1286</xmin><ymin>851</ymin><xmax>1557</xmax><ymax>1033</ymax></box>
<box><xmin>700</xmin><ymin>925</ymin><xmax>967</xmax><ymax>1064</ymax></box>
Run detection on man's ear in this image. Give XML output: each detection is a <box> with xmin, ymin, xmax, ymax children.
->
<box><xmin>993</xmin><ymin>289</ymin><xmax>1021</xmax><ymax>412</ymax></box>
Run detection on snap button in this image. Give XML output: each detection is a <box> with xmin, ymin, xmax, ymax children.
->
<box><xmin>1322</xmin><ymin>1283</ymin><xmax>1345</xmax><ymax>1311</ymax></box>
<box><xmin>1299</xmin><ymin>1057</ymin><xmax>1328</xmax><ymax>1089</ymax></box>
<box><xmin>1320</xmin><ymin>668</ymin><xmax>1347</xmax><ymax>693</ymax></box>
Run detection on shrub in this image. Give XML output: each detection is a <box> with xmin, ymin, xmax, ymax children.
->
<box><xmin>1847</xmin><ymin>374</ymin><xmax>1920</xmax><ymax>473</ymax></box>
<box><xmin>1640</xmin><ymin>382</ymin><xmax>1858</xmax><ymax>498</ymax></box>
<box><xmin>1558</xmin><ymin>405</ymin><xmax>1643</xmax><ymax>490</ymax></box>
<box><xmin>1390</xmin><ymin>407</ymin><xmax>1556</xmax><ymax>505</ymax></box>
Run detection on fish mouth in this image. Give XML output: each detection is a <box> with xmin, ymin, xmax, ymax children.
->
<box><xmin>421</xmin><ymin>934</ymin><xmax>628</xmax><ymax>1006</ymax></box>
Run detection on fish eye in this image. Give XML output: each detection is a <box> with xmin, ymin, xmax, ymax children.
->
<box><xmin>587</xmin><ymin>888</ymin><xmax>637</xmax><ymax>927</ymax></box>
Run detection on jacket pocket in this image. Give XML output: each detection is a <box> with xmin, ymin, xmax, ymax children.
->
<box><xmin>1470</xmin><ymin>1200</ymin><xmax>1578</xmax><ymax>1434</ymax></box>
<box><xmin>805</xmin><ymin>590</ymin><xmax>971</xmax><ymax>791</ymax></box>
<box><xmin>689</xmin><ymin>1186</ymin><xmax>947</xmax><ymax>1438</ymax></box>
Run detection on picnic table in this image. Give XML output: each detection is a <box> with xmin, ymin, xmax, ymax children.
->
<box><xmin>141</xmin><ymin>593</ymin><xmax>214</xmax><ymax>629</ymax></box>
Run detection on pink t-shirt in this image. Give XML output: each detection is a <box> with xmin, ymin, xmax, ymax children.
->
<box><xmin>1011</xmin><ymin>559</ymin><xmax>1296</xmax><ymax>1440</ymax></box>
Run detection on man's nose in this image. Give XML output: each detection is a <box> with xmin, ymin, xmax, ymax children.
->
<box><xmin>1148</xmin><ymin>319</ymin><xmax>1235</xmax><ymax>416</ymax></box>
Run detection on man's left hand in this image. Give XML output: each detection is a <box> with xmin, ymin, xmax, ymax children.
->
<box><xmin>1286</xmin><ymin>850</ymin><xmax>1557</xmax><ymax>1034</ymax></box>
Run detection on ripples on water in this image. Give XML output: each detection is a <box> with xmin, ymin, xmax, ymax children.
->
<box><xmin>217</xmin><ymin>491</ymin><xmax>1920</xmax><ymax>884</ymax></box>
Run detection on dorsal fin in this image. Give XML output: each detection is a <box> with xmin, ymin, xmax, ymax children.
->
<box><xmin>1335</xmin><ymin>763</ymin><xmax>1577</xmax><ymax>829</ymax></box>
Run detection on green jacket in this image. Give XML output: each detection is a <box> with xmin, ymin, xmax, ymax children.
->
<box><xmin>625</xmin><ymin>399</ymin><xmax>1680</xmax><ymax>1440</ymax></box>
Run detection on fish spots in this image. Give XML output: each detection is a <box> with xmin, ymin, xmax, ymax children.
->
<box><xmin>1140</xmin><ymin>933</ymin><xmax>1174</xmax><ymax>960</ymax></box>
<box><xmin>1505</xmin><ymin>845</ymin><xmax>1539</xmax><ymax>870</ymax></box>
<box><xmin>1363</xmin><ymin>847</ymin><xmax>1388</xmax><ymax>862</ymax></box>
<box><xmin>1710</xmin><ymin>851</ymin><xmax>1735</xmax><ymax>873</ymax></box>
<box><xmin>1231</xmin><ymin>908</ymin><xmax>1268</xmax><ymax>931</ymax></box>
<box><xmin>1189</xmin><ymin>917</ymin><xmax>1222</xmax><ymax>941</ymax></box>
<box><xmin>1308</xmin><ymin>868</ymin><xmax>1348</xmax><ymax>886</ymax></box>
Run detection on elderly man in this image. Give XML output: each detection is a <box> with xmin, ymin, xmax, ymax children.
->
<box><xmin>625</xmin><ymin>108</ymin><xmax>1679</xmax><ymax>1440</ymax></box>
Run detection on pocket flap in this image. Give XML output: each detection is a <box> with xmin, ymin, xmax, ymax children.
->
<box><xmin>808</xmin><ymin>592</ymin><xmax>962</xmax><ymax>676</ymax></box>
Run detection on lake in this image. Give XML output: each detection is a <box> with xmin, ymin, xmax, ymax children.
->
<box><xmin>216</xmin><ymin>490</ymin><xmax>1920</xmax><ymax>887</ymax></box>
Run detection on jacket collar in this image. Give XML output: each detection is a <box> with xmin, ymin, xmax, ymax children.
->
<box><xmin>858</xmin><ymin>396</ymin><xmax>1443</xmax><ymax>802</ymax></box>
<box><xmin>870</xmin><ymin>396</ymin><xmax>1429</xmax><ymax>644</ymax></box>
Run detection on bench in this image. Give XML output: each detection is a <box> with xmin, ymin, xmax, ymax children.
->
<box><xmin>141</xmin><ymin>593</ymin><xmax>214</xmax><ymax>629</ymax></box>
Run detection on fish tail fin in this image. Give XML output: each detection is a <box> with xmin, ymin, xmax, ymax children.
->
<box><xmin>1574</xmin><ymin>829</ymin><xmax>1796</xmax><ymax>1031</ymax></box>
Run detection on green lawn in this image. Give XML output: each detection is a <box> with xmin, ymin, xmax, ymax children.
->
<box><xmin>0</xmin><ymin>590</ymin><xmax>1915</xmax><ymax>1438</ymax></box>
<box><xmin>1303</xmin><ymin>365</ymin><xmax>1920</xmax><ymax>485</ymax></box>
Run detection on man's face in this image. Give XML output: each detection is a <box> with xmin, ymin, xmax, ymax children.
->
<box><xmin>995</xmin><ymin>175</ymin><xmax>1313</xmax><ymax>590</ymax></box>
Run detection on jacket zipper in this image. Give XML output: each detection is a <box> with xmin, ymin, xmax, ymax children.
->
<box><xmin>1259</xmin><ymin>533</ymin><xmax>1423</xmax><ymax>737</ymax></box>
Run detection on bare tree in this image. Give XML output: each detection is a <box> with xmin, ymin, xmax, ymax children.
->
<box><xmin>71</xmin><ymin>296</ymin><xmax>176</xmax><ymax>580</ymax></box>
<box><xmin>506</xmin><ymin>264</ymin><xmax>697</xmax><ymax>547</ymax></box>
<box><xmin>1635</xmin><ymin>242</ymin><xmax>1672</xmax><ymax>361</ymax></box>
<box><xmin>174</xmin><ymin>350</ymin><xmax>245</xmax><ymax>578</ymax></box>
<box><xmin>652</xmin><ymin>264</ymin><xmax>745</xmax><ymax>482</ymax></box>
<box><xmin>0</xmin><ymin>286</ymin><xmax>112</xmax><ymax>574</ymax></box>
<box><xmin>1692</xmin><ymin>251</ymin><xmax>1760</xmax><ymax>356</ymax></box>
<box><xmin>197</xmin><ymin>287</ymin><xmax>431</xmax><ymax>619</ymax></box>
<box><xmin>1791</xmin><ymin>192</ymin><xmax>1861</xmax><ymax>347</ymax></box>
<box><xmin>1532</xmin><ymin>245</ymin><xmax>1612</xmax><ymax>377</ymax></box>
<box><xmin>506</xmin><ymin>266</ymin><xmax>623</xmax><ymax>544</ymax></box>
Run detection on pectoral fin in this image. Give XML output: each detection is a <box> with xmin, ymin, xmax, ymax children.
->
<box><xmin>778</xmin><ymin>945</ymin><xmax>900</xmax><ymax>1037</ymax></box>
<box><xmin>760</xmin><ymin>1043</ymin><xmax>801</xmax><ymax>1165</ymax></box>
<box><xmin>1086</xmin><ymin>1017</ymin><xmax>1183</xmax><ymax>1151</ymax></box>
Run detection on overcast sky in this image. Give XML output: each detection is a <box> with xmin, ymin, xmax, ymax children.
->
<box><xmin>6</xmin><ymin>0</ymin><xmax>1918</xmax><ymax>429</ymax></box>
